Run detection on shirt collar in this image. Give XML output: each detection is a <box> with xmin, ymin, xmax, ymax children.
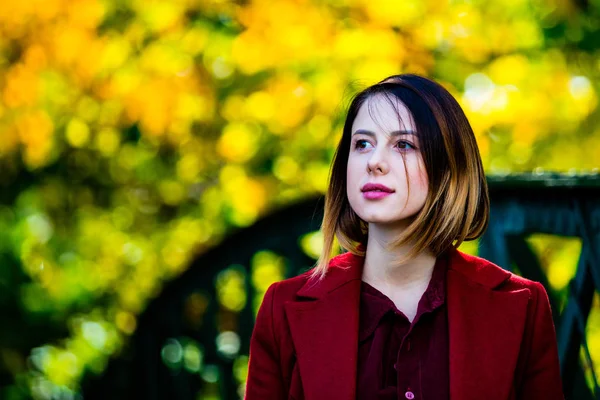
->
<box><xmin>358</xmin><ymin>252</ymin><xmax>448</xmax><ymax>342</ymax></box>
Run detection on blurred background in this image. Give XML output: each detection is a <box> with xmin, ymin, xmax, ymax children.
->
<box><xmin>0</xmin><ymin>0</ymin><xmax>599</xmax><ymax>398</ymax></box>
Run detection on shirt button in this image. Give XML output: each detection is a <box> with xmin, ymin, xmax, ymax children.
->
<box><xmin>405</xmin><ymin>391</ymin><xmax>415</xmax><ymax>399</ymax></box>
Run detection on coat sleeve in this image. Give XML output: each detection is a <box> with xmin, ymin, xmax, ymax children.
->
<box><xmin>518</xmin><ymin>281</ymin><xmax>564</xmax><ymax>399</ymax></box>
<box><xmin>245</xmin><ymin>282</ymin><xmax>286</xmax><ymax>400</ymax></box>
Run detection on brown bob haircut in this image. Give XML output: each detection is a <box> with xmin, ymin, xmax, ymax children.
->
<box><xmin>311</xmin><ymin>74</ymin><xmax>489</xmax><ymax>280</ymax></box>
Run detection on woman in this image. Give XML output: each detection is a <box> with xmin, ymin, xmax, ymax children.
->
<box><xmin>245</xmin><ymin>74</ymin><xmax>563</xmax><ymax>400</ymax></box>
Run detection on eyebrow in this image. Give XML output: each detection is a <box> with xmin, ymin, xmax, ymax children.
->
<box><xmin>351</xmin><ymin>129</ymin><xmax>417</xmax><ymax>138</ymax></box>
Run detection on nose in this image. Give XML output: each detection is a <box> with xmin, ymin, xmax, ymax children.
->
<box><xmin>366</xmin><ymin>148</ymin><xmax>389</xmax><ymax>175</ymax></box>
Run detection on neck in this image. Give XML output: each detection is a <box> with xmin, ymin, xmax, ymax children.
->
<box><xmin>361</xmin><ymin>223</ymin><xmax>436</xmax><ymax>290</ymax></box>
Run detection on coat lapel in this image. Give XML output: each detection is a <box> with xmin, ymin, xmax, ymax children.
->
<box><xmin>284</xmin><ymin>252</ymin><xmax>363</xmax><ymax>400</ymax></box>
<box><xmin>284</xmin><ymin>249</ymin><xmax>532</xmax><ymax>400</ymax></box>
<box><xmin>447</xmin><ymin>250</ymin><xmax>531</xmax><ymax>400</ymax></box>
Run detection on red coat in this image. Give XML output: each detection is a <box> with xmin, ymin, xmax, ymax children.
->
<box><xmin>245</xmin><ymin>248</ymin><xmax>564</xmax><ymax>400</ymax></box>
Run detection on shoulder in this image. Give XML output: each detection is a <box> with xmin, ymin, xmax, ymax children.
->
<box><xmin>448</xmin><ymin>248</ymin><xmax>546</xmax><ymax>294</ymax></box>
<box><xmin>449</xmin><ymin>249</ymin><xmax>552</xmax><ymax>332</ymax></box>
<box><xmin>448</xmin><ymin>252</ymin><xmax>561</xmax><ymax>393</ymax></box>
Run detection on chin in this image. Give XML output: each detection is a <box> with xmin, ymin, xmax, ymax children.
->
<box><xmin>358</xmin><ymin>210</ymin><xmax>419</xmax><ymax>227</ymax></box>
<box><xmin>367</xmin><ymin>218</ymin><xmax>407</xmax><ymax>226</ymax></box>
<box><xmin>358</xmin><ymin>213</ymin><xmax>402</xmax><ymax>225</ymax></box>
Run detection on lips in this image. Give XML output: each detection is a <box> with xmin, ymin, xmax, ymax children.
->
<box><xmin>361</xmin><ymin>183</ymin><xmax>395</xmax><ymax>193</ymax></box>
<box><xmin>361</xmin><ymin>183</ymin><xmax>395</xmax><ymax>200</ymax></box>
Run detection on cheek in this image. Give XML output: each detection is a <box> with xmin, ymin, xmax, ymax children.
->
<box><xmin>346</xmin><ymin>157</ymin><xmax>362</xmax><ymax>186</ymax></box>
<box><xmin>408</xmin><ymin>161</ymin><xmax>429</xmax><ymax>202</ymax></box>
<box><xmin>346</xmin><ymin>160</ymin><xmax>364</xmax><ymax>209</ymax></box>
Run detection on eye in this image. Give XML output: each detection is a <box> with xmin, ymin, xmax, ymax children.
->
<box><xmin>396</xmin><ymin>140</ymin><xmax>416</xmax><ymax>151</ymax></box>
<box><xmin>354</xmin><ymin>139</ymin><xmax>373</xmax><ymax>151</ymax></box>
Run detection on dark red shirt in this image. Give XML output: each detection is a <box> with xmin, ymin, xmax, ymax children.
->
<box><xmin>356</xmin><ymin>253</ymin><xmax>449</xmax><ymax>400</ymax></box>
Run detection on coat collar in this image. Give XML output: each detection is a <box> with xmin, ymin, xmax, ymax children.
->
<box><xmin>284</xmin><ymin>248</ymin><xmax>532</xmax><ymax>400</ymax></box>
<box><xmin>296</xmin><ymin>251</ymin><xmax>364</xmax><ymax>299</ymax></box>
<box><xmin>296</xmin><ymin>248</ymin><xmax>513</xmax><ymax>299</ymax></box>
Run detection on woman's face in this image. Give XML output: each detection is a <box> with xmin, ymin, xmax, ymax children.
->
<box><xmin>346</xmin><ymin>94</ymin><xmax>429</xmax><ymax>227</ymax></box>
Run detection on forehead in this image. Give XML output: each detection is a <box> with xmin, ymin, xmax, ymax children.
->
<box><xmin>351</xmin><ymin>94</ymin><xmax>416</xmax><ymax>134</ymax></box>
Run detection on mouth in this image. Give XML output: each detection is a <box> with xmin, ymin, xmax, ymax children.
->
<box><xmin>361</xmin><ymin>183</ymin><xmax>395</xmax><ymax>200</ymax></box>
<box><xmin>361</xmin><ymin>183</ymin><xmax>395</xmax><ymax>193</ymax></box>
<box><xmin>362</xmin><ymin>191</ymin><xmax>393</xmax><ymax>200</ymax></box>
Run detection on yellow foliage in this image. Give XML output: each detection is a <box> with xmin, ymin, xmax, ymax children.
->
<box><xmin>217</xmin><ymin>122</ymin><xmax>260</xmax><ymax>162</ymax></box>
<box><xmin>3</xmin><ymin>64</ymin><xmax>39</xmax><ymax>108</ymax></box>
<box><xmin>66</xmin><ymin>118</ymin><xmax>91</xmax><ymax>148</ymax></box>
<box><xmin>115</xmin><ymin>310</ymin><xmax>137</xmax><ymax>335</ymax></box>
